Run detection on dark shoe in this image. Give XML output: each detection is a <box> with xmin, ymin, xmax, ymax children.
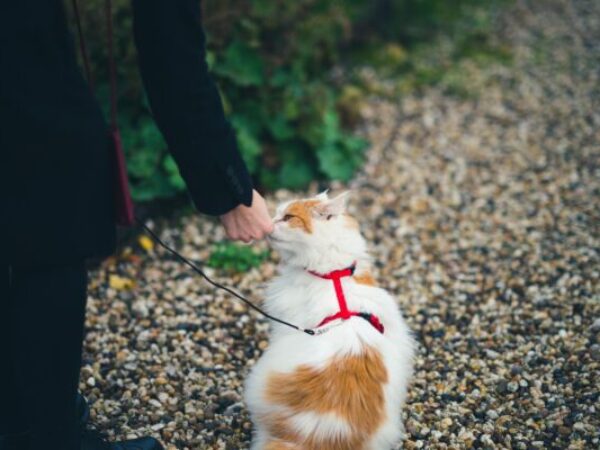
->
<box><xmin>81</xmin><ymin>430</ymin><xmax>164</xmax><ymax>450</ymax></box>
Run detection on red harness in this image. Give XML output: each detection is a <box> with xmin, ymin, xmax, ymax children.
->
<box><xmin>307</xmin><ymin>264</ymin><xmax>384</xmax><ymax>334</ymax></box>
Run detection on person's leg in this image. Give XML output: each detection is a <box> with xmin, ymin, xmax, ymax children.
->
<box><xmin>4</xmin><ymin>262</ymin><xmax>164</xmax><ymax>450</ymax></box>
<box><xmin>0</xmin><ymin>265</ymin><xmax>30</xmax><ymax>447</ymax></box>
<box><xmin>8</xmin><ymin>261</ymin><xmax>88</xmax><ymax>450</ymax></box>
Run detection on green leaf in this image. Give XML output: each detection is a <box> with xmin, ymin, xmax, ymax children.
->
<box><xmin>130</xmin><ymin>173</ymin><xmax>179</xmax><ymax>202</ymax></box>
<box><xmin>269</xmin><ymin>69</ymin><xmax>291</xmax><ymax>88</ymax></box>
<box><xmin>276</xmin><ymin>141</ymin><xmax>316</xmax><ymax>189</ymax></box>
<box><xmin>213</xmin><ymin>40</ymin><xmax>264</xmax><ymax>87</ymax></box>
<box><xmin>251</xmin><ymin>0</ymin><xmax>278</xmax><ymax>18</ymax></box>
<box><xmin>322</xmin><ymin>109</ymin><xmax>341</xmax><ymax>145</ymax></box>
<box><xmin>267</xmin><ymin>116</ymin><xmax>295</xmax><ymax>141</ymax></box>
<box><xmin>282</xmin><ymin>91</ymin><xmax>301</xmax><ymax>120</ymax></box>
<box><xmin>231</xmin><ymin>116</ymin><xmax>263</xmax><ymax>172</ymax></box>
<box><xmin>279</xmin><ymin>158</ymin><xmax>315</xmax><ymax>189</ymax></box>
<box><xmin>127</xmin><ymin>146</ymin><xmax>160</xmax><ymax>178</ymax></box>
<box><xmin>317</xmin><ymin>143</ymin><xmax>356</xmax><ymax>181</ymax></box>
<box><xmin>163</xmin><ymin>155</ymin><xmax>186</xmax><ymax>190</ymax></box>
<box><xmin>206</xmin><ymin>50</ymin><xmax>216</xmax><ymax>69</ymax></box>
<box><xmin>208</xmin><ymin>241</ymin><xmax>270</xmax><ymax>273</ymax></box>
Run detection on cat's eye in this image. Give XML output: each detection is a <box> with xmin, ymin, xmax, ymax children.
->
<box><xmin>282</xmin><ymin>214</ymin><xmax>294</xmax><ymax>221</ymax></box>
<box><xmin>326</xmin><ymin>215</ymin><xmax>333</xmax><ymax>220</ymax></box>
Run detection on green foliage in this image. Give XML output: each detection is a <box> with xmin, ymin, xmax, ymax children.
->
<box><xmin>71</xmin><ymin>0</ymin><xmax>367</xmax><ymax>201</ymax></box>
<box><xmin>204</xmin><ymin>0</ymin><xmax>369</xmax><ymax>191</ymax></box>
<box><xmin>214</xmin><ymin>40</ymin><xmax>265</xmax><ymax>87</ymax></box>
<box><xmin>207</xmin><ymin>242</ymin><xmax>270</xmax><ymax>273</ymax></box>
<box><xmin>348</xmin><ymin>0</ymin><xmax>512</xmax><ymax>98</ymax></box>
<box><xmin>119</xmin><ymin>112</ymin><xmax>186</xmax><ymax>200</ymax></box>
<box><xmin>70</xmin><ymin>0</ymin><xmax>510</xmax><ymax>201</ymax></box>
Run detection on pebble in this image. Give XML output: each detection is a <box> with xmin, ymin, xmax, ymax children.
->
<box><xmin>487</xmin><ymin>410</ymin><xmax>499</xmax><ymax>420</ymax></box>
<box><xmin>590</xmin><ymin>345</ymin><xmax>600</xmax><ymax>361</ymax></box>
<box><xmin>507</xmin><ymin>382</ymin><xmax>520</xmax><ymax>393</ymax></box>
<box><xmin>440</xmin><ymin>417</ymin><xmax>452</xmax><ymax>429</ymax></box>
<box><xmin>486</xmin><ymin>349</ymin><xmax>500</xmax><ymax>359</ymax></box>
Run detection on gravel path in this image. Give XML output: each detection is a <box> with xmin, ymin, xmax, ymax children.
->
<box><xmin>82</xmin><ymin>1</ymin><xmax>599</xmax><ymax>448</ymax></box>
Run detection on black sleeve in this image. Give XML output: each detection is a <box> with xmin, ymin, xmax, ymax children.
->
<box><xmin>132</xmin><ymin>0</ymin><xmax>253</xmax><ymax>215</ymax></box>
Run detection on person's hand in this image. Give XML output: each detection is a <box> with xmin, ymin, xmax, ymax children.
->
<box><xmin>219</xmin><ymin>190</ymin><xmax>274</xmax><ymax>242</ymax></box>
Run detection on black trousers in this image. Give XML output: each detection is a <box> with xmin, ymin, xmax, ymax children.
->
<box><xmin>0</xmin><ymin>262</ymin><xmax>87</xmax><ymax>450</ymax></box>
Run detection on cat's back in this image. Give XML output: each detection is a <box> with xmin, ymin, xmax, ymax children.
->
<box><xmin>245</xmin><ymin>319</ymin><xmax>411</xmax><ymax>450</ymax></box>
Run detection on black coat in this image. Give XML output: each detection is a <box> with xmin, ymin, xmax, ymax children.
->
<box><xmin>0</xmin><ymin>0</ymin><xmax>253</xmax><ymax>267</ymax></box>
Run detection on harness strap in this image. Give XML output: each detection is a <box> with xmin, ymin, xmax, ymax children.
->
<box><xmin>308</xmin><ymin>264</ymin><xmax>384</xmax><ymax>334</ymax></box>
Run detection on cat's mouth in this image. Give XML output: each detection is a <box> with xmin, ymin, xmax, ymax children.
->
<box><xmin>267</xmin><ymin>234</ymin><xmax>287</xmax><ymax>245</ymax></box>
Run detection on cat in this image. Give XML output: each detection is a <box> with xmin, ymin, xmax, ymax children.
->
<box><xmin>244</xmin><ymin>191</ymin><xmax>414</xmax><ymax>450</ymax></box>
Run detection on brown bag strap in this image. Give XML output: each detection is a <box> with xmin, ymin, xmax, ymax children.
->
<box><xmin>72</xmin><ymin>0</ymin><xmax>119</xmax><ymax>129</ymax></box>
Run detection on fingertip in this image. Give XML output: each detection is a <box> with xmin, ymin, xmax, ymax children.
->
<box><xmin>263</xmin><ymin>220</ymin><xmax>274</xmax><ymax>234</ymax></box>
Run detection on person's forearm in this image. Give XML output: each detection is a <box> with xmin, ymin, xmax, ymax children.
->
<box><xmin>133</xmin><ymin>0</ymin><xmax>225</xmax><ymax>143</ymax></box>
<box><xmin>132</xmin><ymin>0</ymin><xmax>253</xmax><ymax>215</ymax></box>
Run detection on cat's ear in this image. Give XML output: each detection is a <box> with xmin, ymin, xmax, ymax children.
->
<box><xmin>315</xmin><ymin>190</ymin><xmax>330</xmax><ymax>202</ymax></box>
<box><xmin>315</xmin><ymin>191</ymin><xmax>350</xmax><ymax>218</ymax></box>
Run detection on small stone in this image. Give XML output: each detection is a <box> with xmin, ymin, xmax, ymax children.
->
<box><xmin>410</xmin><ymin>197</ymin><xmax>430</xmax><ymax>214</ymax></box>
<box><xmin>406</xmin><ymin>419</ymin><xmax>419</xmax><ymax>435</ymax></box>
<box><xmin>558</xmin><ymin>426</ymin><xmax>571</xmax><ymax>435</ymax></box>
<box><xmin>132</xmin><ymin>300</ymin><xmax>149</xmax><ymax>318</ymax></box>
<box><xmin>184</xmin><ymin>402</ymin><xmax>196</xmax><ymax>415</ymax></box>
<box><xmin>496</xmin><ymin>380</ymin><xmax>509</xmax><ymax>394</ymax></box>
<box><xmin>484</xmin><ymin>434</ymin><xmax>498</xmax><ymax>445</ymax></box>
<box><xmin>86</xmin><ymin>377</ymin><xmax>96</xmax><ymax>387</ymax></box>
<box><xmin>485</xmin><ymin>349</ymin><xmax>500</xmax><ymax>359</ymax></box>
<box><xmin>487</xmin><ymin>410</ymin><xmax>499</xmax><ymax>420</ymax></box>
<box><xmin>440</xmin><ymin>417</ymin><xmax>452</xmax><ymax>429</ymax></box>
<box><xmin>510</xmin><ymin>365</ymin><xmax>523</xmax><ymax>375</ymax></box>
<box><xmin>590</xmin><ymin>318</ymin><xmax>600</xmax><ymax>333</ymax></box>
<box><xmin>590</xmin><ymin>344</ymin><xmax>600</xmax><ymax>361</ymax></box>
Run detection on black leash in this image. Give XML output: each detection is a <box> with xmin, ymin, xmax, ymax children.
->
<box><xmin>137</xmin><ymin>220</ymin><xmax>316</xmax><ymax>336</ymax></box>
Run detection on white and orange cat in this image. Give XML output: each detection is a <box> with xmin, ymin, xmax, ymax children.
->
<box><xmin>244</xmin><ymin>191</ymin><xmax>414</xmax><ymax>450</ymax></box>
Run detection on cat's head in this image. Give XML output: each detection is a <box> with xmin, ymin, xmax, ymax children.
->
<box><xmin>269</xmin><ymin>191</ymin><xmax>368</xmax><ymax>271</ymax></box>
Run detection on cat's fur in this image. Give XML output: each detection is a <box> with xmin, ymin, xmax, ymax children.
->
<box><xmin>244</xmin><ymin>192</ymin><xmax>414</xmax><ymax>450</ymax></box>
